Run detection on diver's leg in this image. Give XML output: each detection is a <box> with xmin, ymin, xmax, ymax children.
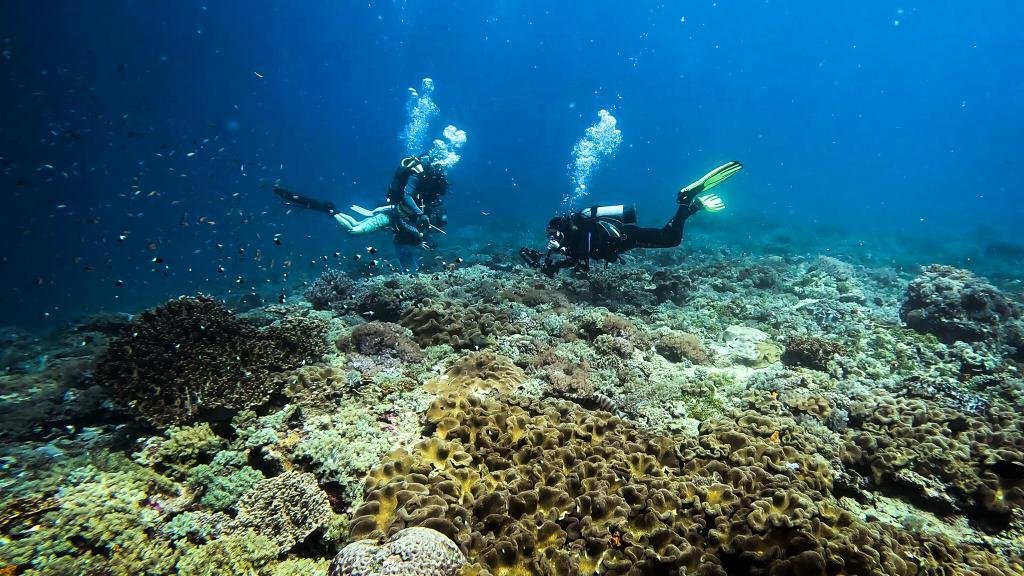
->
<box><xmin>333</xmin><ymin>213</ymin><xmax>357</xmax><ymax>230</ymax></box>
<box><xmin>344</xmin><ymin>213</ymin><xmax>392</xmax><ymax>235</ymax></box>
<box><xmin>623</xmin><ymin>204</ymin><xmax>694</xmax><ymax>249</ymax></box>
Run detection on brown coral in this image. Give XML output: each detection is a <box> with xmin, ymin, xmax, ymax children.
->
<box><xmin>95</xmin><ymin>296</ymin><xmax>328</xmax><ymax>426</ymax></box>
<box><xmin>400</xmin><ymin>299</ymin><xmax>508</xmax><ymax>350</ymax></box>
<box><xmin>234</xmin><ymin>471</ymin><xmax>333</xmax><ymax>552</ymax></box>
<box><xmin>342</xmin><ymin>322</ymin><xmax>423</xmax><ymax>363</ymax></box>
<box><xmin>841</xmin><ymin>389</ymin><xmax>1024</xmax><ymax>532</ymax></box>
<box><xmin>782</xmin><ymin>336</ymin><xmax>846</xmax><ymax>371</ymax></box>
<box><xmin>425</xmin><ymin>351</ymin><xmax>525</xmax><ymax>396</ymax></box>
<box><xmin>655</xmin><ymin>330</ymin><xmax>711</xmax><ymax>364</ymax></box>
<box><xmin>347</xmin><ymin>394</ymin><xmax>1018</xmax><ymax>575</ymax></box>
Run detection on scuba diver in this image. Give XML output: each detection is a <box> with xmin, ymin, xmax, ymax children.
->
<box><xmin>521</xmin><ymin>161</ymin><xmax>742</xmax><ymax>276</ymax></box>
<box><xmin>274</xmin><ymin>155</ymin><xmax>449</xmax><ymax>273</ymax></box>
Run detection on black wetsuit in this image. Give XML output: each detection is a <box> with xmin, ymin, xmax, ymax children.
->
<box><xmin>386</xmin><ymin>163</ymin><xmax>448</xmax><ymax>246</ymax></box>
<box><xmin>541</xmin><ymin>202</ymin><xmax>698</xmax><ymax>275</ymax></box>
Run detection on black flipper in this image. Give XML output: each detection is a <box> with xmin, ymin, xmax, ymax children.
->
<box><xmin>273</xmin><ymin>184</ymin><xmax>337</xmax><ymax>215</ymax></box>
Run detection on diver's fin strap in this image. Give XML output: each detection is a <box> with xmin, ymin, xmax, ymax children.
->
<box><xmin>679</xmin><ymin>161</ymin><xmax>743</xmax><ymax>198</ymax></box>
<box><xmin>274</xmin><ymin>186</ymin><xmax>336</xmax><ymax>214</ymax></box>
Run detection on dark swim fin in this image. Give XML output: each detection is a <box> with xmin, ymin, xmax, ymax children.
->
<box><xmin>273</xmin><ymin>184</ymin><xmax>337</xmax><ymax>215</ymax></box>
<box><xmin>677</xmin><ymin>161</ymin><xmax>743</xmax><ymax>204</ymax></box>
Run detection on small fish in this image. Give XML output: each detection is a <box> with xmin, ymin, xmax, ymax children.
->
<box><xmin>362</xmin><ymin>310</ymin><xmax>375</xmax><ymax>316</ymax></box>
<box><xmin>217</xmin><ymin>266</ymin><xmax>225</xmax><ymax>273</ymax></box>
<box><xmin>274</xmin><ymin>238</ymin><xmax>282</xmax><ymax>245</ymax></box>
<box><xmin>353</xmin><ymin>254</ymin><xmax>361</xmax><ymax>261</ymax></box>
<box><xmin>152</xmin><ymin>257</ymin><xmax>163</xmax><ymax>264</ymax></box>
<box><xmin>278</xmin><ymin>294</ymin><xmax>287</xmax><ymax>303</ymax></box>
<box><xmin>769</xmin><ymin>430</ymin><xmax>780</xmax><ymax>444</ymax></box>
<box><xmin>254</xmin><ymin>71</ymin><xmax>264</xmax><ymax>78</ymax></box>
<box><xmin>369</xmin><ymin>259</ymin><xmax>378</xmax><ymax>267</ymax></box>
<box><xmin>455</xmin><ymin>257</ymin><xmax>463</xmax><ymax>264</ymax></box>
<box><xmin>366</xmin><ymin>246</ymin><xmax>377</xmax><ymax>254</ymax></box>
<box><xmin>186</xmin><ymin>152</ymin><xmax>196</xmax><ymax>157</ymax></box>
<box><xmin>114</xmin><ymin>279</ymin><xmax>124</xmax><ymax>287</ymax></box>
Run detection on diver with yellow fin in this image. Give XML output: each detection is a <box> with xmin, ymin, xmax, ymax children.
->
<box><xmin>521</xmin><ymin>161</ymin><xmax>742</xmax><ymax>276</ymax></box>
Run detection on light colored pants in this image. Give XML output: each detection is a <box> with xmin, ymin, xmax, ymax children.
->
<box><xmin>333</xmin><ymin>212</ymin><xmax>391</xmax><ymax>235</ymax></box>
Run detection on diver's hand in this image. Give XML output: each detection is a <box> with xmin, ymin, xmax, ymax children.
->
<box><xmin>546</xmin><ymin>239</ymin><xmax>561</xmax><ymax>251</ymax></box>
<box><xmin>415</xmin><ymin>213</ymin><xmax>430</xmax><ymax>229</ymax></box>
<box><xmin>420</xmin><ymin>242</ymin><xmax>433</xmax><ymax>251</ymax></box>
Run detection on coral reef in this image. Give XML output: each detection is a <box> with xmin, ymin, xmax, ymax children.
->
<box><xmin>842</xmin><ymin>388</ymin><xmax>1024</xmax><ymax>532</ymax></box>
<box><xmin>901</xmin><ymin>264</ymin><xmax>1020</xmax><ymax>346</ymax></box>
<box><xmin>306</xmin><ymin>270</ymin><xmax>358</xmax><ymax>312</ymax></box>
<box><xmin>330</xmin><ymin>527</ymin><xmax>466</xmax><ymax>576</ymax></box>
<box><xmin>349</xmin><ymin>394</ymin><xmax>1020</xmax><ymax>575</ymax></box>
<box><xmin>5</xmin><ymin>247</ymin><xmax>1024</xmax><ymax>575</ymax></box>
<box><xmin>234</xmin><ymin>470</ymin><xmax>333</xmax><ymax>552</ymax></box>
<box><xmin>95</xmin><ymin>295</ymin><xmax>328</xmax><ymax>426</ymax></box>
<box><xmin>425</xmin><ymin>350</ymin><xmax>526</xmax><ymax>395</ymax></box>
<box><xmin>343</xmin><ymin>321</ymin><xmax>424</xmax><ymax>363</ymax></box>
<box><xmin>782</xmin><ymin>335</ymin><xmax>846</xmax><ymax>371</ymax></box>
<box><xmin>400</xmin><ymin>299</ymin><xmax>509</xmax><ymax>349</ymax></box>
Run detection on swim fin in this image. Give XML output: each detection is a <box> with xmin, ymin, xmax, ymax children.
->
<box><xmin>274</xmin><ymin>184</ymin><xmax>337</xmax><ymax>215</ymax></box>
<box><xmin>677</xmin><ymin>161</ymin><xmax>743</xmax><ymax>204</ymax></box>
<box><xmin>695</xmin><ymin>193</ymin><xmax>725</xmax><ymax>213</ymax></box>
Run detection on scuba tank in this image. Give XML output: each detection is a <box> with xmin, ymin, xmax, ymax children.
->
<box><xmin>578</xmin><ymin>204</ymin><xmax>636</xmax><ymax>224</ymax></box>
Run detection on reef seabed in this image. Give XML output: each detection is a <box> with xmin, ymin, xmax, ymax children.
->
<box><xmin>1</xmin><ymin>251</ymin><xmax>1022</xmax><ymax>575</ymax></box>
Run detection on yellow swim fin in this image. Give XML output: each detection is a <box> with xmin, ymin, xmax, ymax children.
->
<box><xmin>678</xmin><ymin>161</ymin><xmax>743</xmax><ymax>204</ymax></box>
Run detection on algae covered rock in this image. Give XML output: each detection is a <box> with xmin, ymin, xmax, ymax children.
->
<box><xmin>329</xmin><ymin>527</ymin><xmax>465</xmax><ymax>576</ymax></box>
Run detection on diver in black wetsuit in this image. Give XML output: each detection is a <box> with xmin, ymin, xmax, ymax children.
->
<box><xmin>273</xmin><ymin>155</ymin><xmax>449</xmax><ymax>273</ymax></box>
<box><xmin>521</xmin><ymin>161</ymin><xmax>742</xmax><ymax>276</ymax></box>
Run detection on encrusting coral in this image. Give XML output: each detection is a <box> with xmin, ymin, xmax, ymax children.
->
<box><xmin>95</xmin><ymin>295</ymin><xmax>329</xmax><ymax>426</ymax></box>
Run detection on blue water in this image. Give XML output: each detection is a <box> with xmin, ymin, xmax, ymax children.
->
<box><xmin>2</xmin><ymin>1</ymin><xmax>1022</xmax><ymax>329</ymax></box>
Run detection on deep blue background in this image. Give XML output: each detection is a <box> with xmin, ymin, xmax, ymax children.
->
<box><xmin>2</xmin><ymin>1</ymin><xmax>1022</xmax><ymax>330</ymax></box>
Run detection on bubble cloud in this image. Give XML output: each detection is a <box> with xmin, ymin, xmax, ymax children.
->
<box><xmin>566</xmin><ymin>109</ymin><xmax>622</xmax><ymax>206</ymax></box>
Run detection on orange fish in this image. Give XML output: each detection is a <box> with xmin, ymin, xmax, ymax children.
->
<box><xmin>769</xmin><ymin>430</ymin><xmax>780</xmax><ymax>444</ymax></box>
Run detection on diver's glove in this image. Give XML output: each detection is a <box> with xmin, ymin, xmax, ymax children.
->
<box><xmin>415</xmin><ymin>213</ymin><xmax>431</xmax><ymax>229</ymax></box>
